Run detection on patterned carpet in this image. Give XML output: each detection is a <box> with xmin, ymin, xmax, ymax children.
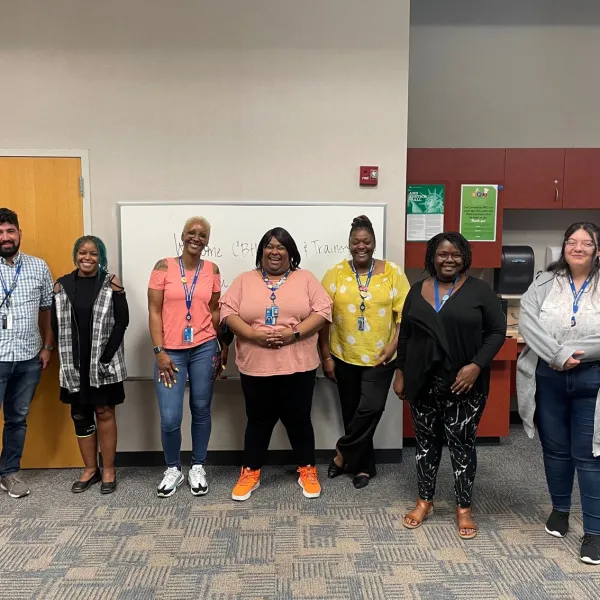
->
<box><xmin>1</xmin><ymin>427</ymin><xmax>599</xmax><ymax>600</ymax></box>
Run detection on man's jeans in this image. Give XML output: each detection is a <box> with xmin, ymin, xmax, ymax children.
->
<box><xmin>0</xmin><ymin>357</ymin><xmax>42</xmax><ymax>476</ymax></box>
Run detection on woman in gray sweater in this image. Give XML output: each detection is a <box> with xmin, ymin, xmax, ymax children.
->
<box><xmin>517</xmin><ymin>222</ymin><xmax>600</xmax><ymax>565</ymax></box>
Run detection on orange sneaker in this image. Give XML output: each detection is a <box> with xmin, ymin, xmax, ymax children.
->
<box><xmin>232</xmin><ymin>467</ymin><xmax>260</xmax><ymax>501</ymax></box>
<box><xmin>298</xmin><ymin>465</ymin><xmax>321</xmax><ymax>498</ymax></box>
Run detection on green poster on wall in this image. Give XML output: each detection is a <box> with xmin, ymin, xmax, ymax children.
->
<box><xmin>459</xmin><ymin>184</ymin><xmax>498</xmax><ymax>242</ymax></box>
<box><xmin>406</xmin><ymin>184</ymin><xmax>445</xmax><ymax>241</ymax></box>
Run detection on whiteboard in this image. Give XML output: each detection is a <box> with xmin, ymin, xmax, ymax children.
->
<box><xmin>119</xmin><ymin>202</ymin><xmax>386</xmax><ymax>378</ymax></box>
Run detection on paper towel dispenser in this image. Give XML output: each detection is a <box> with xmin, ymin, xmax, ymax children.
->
<box><xmin>545</xmin><ymin>245</ymin><xmax>562</xmax><ymax>270</ymax></box>
<box><xmin>494</xmin><ymin>246</ymin><xmax>535</xmax><ymax>295</ymax></box>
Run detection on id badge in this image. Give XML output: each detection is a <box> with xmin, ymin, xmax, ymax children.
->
<box><xmin>357</xmin><ymin>316</ymin><xmax>365</xmax><ymax>332</ymax></box>
<box><xmin>271</xmin><ymin>304</ymin><xmax>279</xmax><ymax>318</ymax></box>
<box><xmin>183</xmin><ymin>326</ymin><xmax>194</xmax><ymax>343</ymax></box>
<box><xmin>265</xmin><ymin>306</ymin><xmax>274</xmax><ymax>326</ymax></box>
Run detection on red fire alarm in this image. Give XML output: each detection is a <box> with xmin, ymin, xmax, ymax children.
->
<box><xmin>359</xmin><ymin>166</ymin><xmax>378</xmax><ymax>187</ymax></box>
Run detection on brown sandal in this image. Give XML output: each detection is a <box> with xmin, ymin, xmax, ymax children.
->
<box><xmin>456</xmin><ymin>507</ymin><xmax>477</xmax><ymax>539</ymax></box>
<box><xmin>403</xmin><ymin>499</ymin><xmax>434</xmax><ymax>529</ymax></box>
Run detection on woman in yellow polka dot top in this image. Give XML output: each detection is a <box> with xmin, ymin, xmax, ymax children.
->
<box><xmin>319</xmin><ymin>215</ymin><xmax>410</xmax><ymax>488</ymax></box>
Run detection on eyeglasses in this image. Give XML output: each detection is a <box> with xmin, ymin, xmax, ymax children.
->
<box><xmin>565</xmin><ymin>240</ymin><xmax>595</xmax><ymax>249</ymax></box>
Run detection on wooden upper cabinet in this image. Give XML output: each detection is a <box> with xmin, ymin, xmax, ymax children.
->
<box><xmin>452</xmin><ymin>149</ymin><xmax>506</xmax><ymax>268</ymax></box>
<box><xmin>504</xmin><ymin>148</ymin><xmax>565</xmax><ymax>209</ymax></box>
<box><xmin>405</xmin><ymin>149</ymin><xmax>455</xmax><ymax>269</ymax></box>
<box><xmin>563</xmin><ymin>149</ymin><xmax>600</xmax><ymax>209</ymax></box>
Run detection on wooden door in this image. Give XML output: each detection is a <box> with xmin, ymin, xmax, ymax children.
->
<box><xmin>504</xmin><ymin>148</ymin><xmax>565</xmax><ymax>209</ymax></box>
<box><xmin>0</xmin><ymin>157</ymin><xmax>84</xmax><ymax>468</ymax></box>
<box><xmin>563</xmin><ymin>148</ymin><xmax>600</xmax><ymax>209</ymax></box>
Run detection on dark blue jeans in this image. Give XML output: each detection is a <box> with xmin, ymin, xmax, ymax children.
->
<box><xmin>536</xmin><ymin>360</ymin><xmax>600</xmax><ymax>535</ymax></box>
<box><xmin>0</xmin><ymin>357</ymin><xmax>42</xmax><ymax>476</ymax></box>
<box><xmin>154</xmin><ymin>339</ymin><xmax>217</xmax><ymax>468</ymax></box>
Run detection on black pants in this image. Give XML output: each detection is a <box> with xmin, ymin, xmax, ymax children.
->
<box><xmin>409</xmin><ymin>387</ymin><xmax>486</xmax><ymax>508</ymax></box>
<box><xmin>333</xmin><ymin>357</ymin><xmax>394</xmax><ymax>475</ymax></box>
<box><xmin>240</xmin><ymin>370</ymin><xmax>317</xmax><ymax>470</ymax></box>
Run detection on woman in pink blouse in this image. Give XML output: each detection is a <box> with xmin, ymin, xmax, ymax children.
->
<box><xmin>148</xmin><ymin>217</ymin><xmax>226</xmax><ymax>499</ymax></box>
<box><xmin>220</xmin><ymin>227</ymin><xmax>332</xmax><ymax>501</ymax></box>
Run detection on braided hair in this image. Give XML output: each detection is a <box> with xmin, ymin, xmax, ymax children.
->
<box><xmin>424</xmin><ymin>232</ymin><xmax>472</xmax><ymax>276</ymax></box>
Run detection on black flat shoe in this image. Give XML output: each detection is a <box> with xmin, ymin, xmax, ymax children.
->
<box><xmin>353</xmin><ymin>474</ymin><xmax>372</xmax><ymax>489</ymax></box>
<box><xmin>100</xmin><ymin>478</ymin><xmax>117</xmax><ymax>495</ymax></box>
<box><xmin>327</xmin><ymin>459</ymin><xmax>345</xmax><ymax>479</ymax></box>
<box><xmin>71</xmin><ymin>469</ymin><xmax>101</xmax><ymax>493</ymax></box>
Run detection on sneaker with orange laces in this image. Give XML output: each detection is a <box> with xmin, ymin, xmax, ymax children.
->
<box><xmin>298</xmin><ymin>465</ymin><xmax>321</xmax><ymax>498</ymax></box>
<box><xmin>232</xmin><ymin>467</ymin><xmax>260</xmax><ymax>501</ymax></box>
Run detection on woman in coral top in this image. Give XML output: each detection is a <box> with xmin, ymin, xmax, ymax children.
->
<box><xmin>319</xmin><ymin>215</ymin><xmax>410</xmax><ymax>488</ymax></box>
<box><xmin>220</xmin><ymin>227</ymin><xmax>332</xmax><ymax>502</ymax></box>
<box><xmin>148</xmin><ymin>217</ymin><xmax>226</xmax><ymax>499</ymax></box>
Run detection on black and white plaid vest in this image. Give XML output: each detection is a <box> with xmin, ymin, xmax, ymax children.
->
<box><xmin>54</xmin><ymin>271</ymin><xmax>127</xmax><ymax>393</ymax></box>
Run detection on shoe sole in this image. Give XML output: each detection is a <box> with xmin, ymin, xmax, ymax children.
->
<box><xmin>189</xmin><ymin>484</ymin><xmax>209</xmax><ymax>497</ymax></box>
<box><xmin>581</xmin><ymin>556</ymin><xmax>600</xmax><ymax>565</ymax></box>
<box><xmin>157</xmin><ymin>476</ymin><xmax>184</xmax><ymax>498</ymax></box>
<box><xmin>232</xmin><ymin>481</ymin><xmax>260</xmax><ymax>501</ymax></box>
<box><xmin>545</xmin><ymin>526</ymin><xmax>567</xmax><ymax>538</ymax></box>
<box><xmin>0</xmin><ymin>483</ymin><xmax>29</xmax><ymax>499</ymax></box>
<box><xmin>298</xmin><ymin>478</ymin><xmax>320</xmax><ymax>498</ymax></box>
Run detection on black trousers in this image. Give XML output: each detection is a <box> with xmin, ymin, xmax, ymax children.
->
<box><xmin>239</xmin><ymin>369</ymin><xmax>317</xmax><ymax>470</ymax></box>
<box><xmin>333</xmin><ymin>357</ymin><xmax>395</xmax><ymax>475</ymax></box>
<box><xmin>409</xmin><ymin>387</ymin><xmax>487</xmax><ymax>508</ymax></box>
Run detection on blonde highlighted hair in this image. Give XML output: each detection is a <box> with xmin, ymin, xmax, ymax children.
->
<box><xmin>183</xmin><ymin>216</ymin><xmax>211</xmax><ymax>239</ymax></box>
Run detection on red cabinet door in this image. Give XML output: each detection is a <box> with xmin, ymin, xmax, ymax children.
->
<box><xmin>563</xmin><ymin>148</ymin><xmax>600</xmax><ymax>209</ymax></box>
<box><xmin>453</xmin><ymin>149</ymin><xmax>506</xmax><ymax>268</ymax></box>
<box><xmin>504</xmin><ymin>148</ymin><xmax>565</xmax><ymax>209</ymax></box>
<box><xmin>405</xmin><ymin>149</ymin><xmax>455</xmax><ymax>269</ymax></box>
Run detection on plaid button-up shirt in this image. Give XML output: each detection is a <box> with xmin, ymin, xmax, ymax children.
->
<box><xmin>0</xmin><ymin>252</ymin><xmax>53</xmax><ymax>362</ymax></box>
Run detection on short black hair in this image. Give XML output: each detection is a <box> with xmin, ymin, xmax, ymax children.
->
<box><xmin>349</xmin><ymin>215</ymin><xmax>375</xmax><ymax>243</ymax></box>
<box><xmin>0</xmin><ymin>208</ymin><xmax>19</xmax><ymax>229</ymax></box>
<box><xmin>255</xmin><ymin>227</ymin><xmax>301</xmax><ymax>270</ymax></box>
<box><xmin>424</xmin><ymin>232</ymin><xmax>472</xmax><ymax>276</ymax></box>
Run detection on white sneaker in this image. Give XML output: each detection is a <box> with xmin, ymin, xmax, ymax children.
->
<box><xmin>188</xmin><ymin>465</ymin><xmax>209</xmax><ymax>496</ymax></box>
<box><xmin>157</xmin><ymin>467</ymin><xmax>184</xmax><ymax>498</ymax></box>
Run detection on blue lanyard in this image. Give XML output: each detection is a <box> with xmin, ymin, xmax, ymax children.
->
<box><xmin>433</xmin><ymin>275</ymin><xmax>459</xmax><ymax>313</ymax></box>
<box><xmin>568</xmin><ymin>273</ymin><xmax>591</xmax><ymax>327</ymax></box>
<box><xmin>0</xmin><ymin>260</ymin><xmax>23</xmax><ymax>309</ymax></box>
<box><xmin>178</xmin><ymin>257</ymin><xmax>202</xmax><ymax>322</ymax></box>
<box><xmin>351</xmin><ymin>260</ymin><xmax>375</xmax><ymax>312</ymax></box>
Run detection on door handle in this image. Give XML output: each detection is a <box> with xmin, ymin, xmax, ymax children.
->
<box><xmin>555</xmin><ymin>180</ymin><xmax>559</xmax><ymax>203</ymax></box>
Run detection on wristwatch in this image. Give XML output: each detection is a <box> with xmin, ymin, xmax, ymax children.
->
<box><xmin>292</xmin><ymin>327</ymin><xmax>301</xmax><ymax>341</ymax></box>
<box><xmin>153</xmin><ymin>346</ymin><xmax>164</xmax><ymax>354</ymax></box>
<box><xmin>43</xmin><ymin>344</ymin><xmax>55</xmax><ymax>352</ymax></box>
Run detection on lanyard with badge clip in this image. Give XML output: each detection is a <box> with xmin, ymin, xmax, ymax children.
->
<box><xmin>433</xmin><ymin>275</ymin><xmax>459</xmax><ymax>313</ymax></box>
<box><xmin>179</xmin><ymin>257</ymin><xmax>202</xmax><ymax>343</ymax></box>
<box><xmin>0</xmin><ymin>261</ymin><xmax>22</xmax><ymax>330</ymax></box>
<box><xmin>262</xmin><ymin>269</ymin><xmax>290</xmax><ymax>326</ymax></box>
<box><xmin>568</xmin><ymin>273</ymin><xmax>591</xmax><ymax>327</ymax></box>
<box><xmin>351</xmin><ymin>260</ymin><xmax>374</xmax><ymax>331</ymax></box>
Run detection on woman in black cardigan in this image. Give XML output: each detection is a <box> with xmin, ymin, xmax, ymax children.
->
<box><xmin>393</xmin><ymin>232</ymin><xmax>505</xmax><ymax>539</ymax></box>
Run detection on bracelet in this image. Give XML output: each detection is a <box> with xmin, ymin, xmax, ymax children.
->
<box><xmin>323</xmin><ymin>357</ymin><xmax>334</xmax><ymax>362</ymax></box>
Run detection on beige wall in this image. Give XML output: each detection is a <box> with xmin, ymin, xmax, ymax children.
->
<box><xmin>408</xmin><ymin>0</ymin><xmax>600</xmax><ymax>271</ymax></box>
<box><xmin>409</xmin><ymin>0</ymin><xmax>600</xmax><ymax>148</ymax></box>
<box><xmin>0</xmin><ymin>0</ymin><xmax>411</xmax><ymax>452</ymax></box>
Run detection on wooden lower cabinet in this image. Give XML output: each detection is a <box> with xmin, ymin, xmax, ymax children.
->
<box><xmin>402</xmin><ymin>338</ymin><xmax>517</xmax><ymax>440</ymax></box>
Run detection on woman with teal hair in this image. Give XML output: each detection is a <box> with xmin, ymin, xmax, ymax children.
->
<box><xmin>51</xmin><ymin>235</ymin><xmax>129</xmax><ymax>494</ymax></box>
